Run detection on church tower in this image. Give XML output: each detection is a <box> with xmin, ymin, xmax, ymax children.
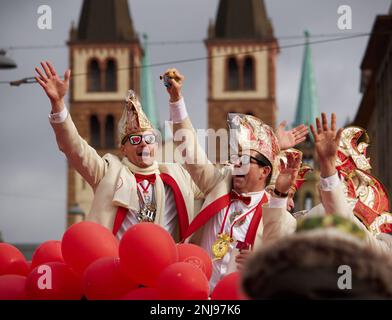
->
<box><xmin>293</xmin><ymin>31</ymin><xmax>320</xmax><ymax>211</ymax></box>
<box><xmin>66</xmin><ymin>0</ymin><xmax>142</xmax><ymax>227</ymax></box>
<box><xmin>206</xmin><ymin>0</ymin><xmax>279</xmax><ymax>162</ymax></box>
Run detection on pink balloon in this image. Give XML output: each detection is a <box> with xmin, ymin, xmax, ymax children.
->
<box><xmin>157</xmin><ymin>262</ymin><xmax>209</xmax><ymax>300</ymax></box>
<box><xmin>0</xmin><ymin>243</ymin><xmax>28</xmax><ymax>276</ymax></box>
<box><xmin>61</xmin><ymin>221</ymin><xmax>119</xmax><ymax>275</ymax></box>
<box><xmin>0</xmin><ymin>275</ymin><xmax>27</xmax><ymax>300</ymax></box>
<box><xmin>119</xmin><ymin>223</ymin><xmax>178</xmax><ymax>287</ymax></box>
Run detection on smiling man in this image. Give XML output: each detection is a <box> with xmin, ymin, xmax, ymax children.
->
<box><xmin>34</xmin><ymin>61</ymin><xmax>203</xmax><ymax>241</ymax></box>
<box><xmin>163</xmin><ymin>68</ymin><xmax>308</xmax><ymax>289</ymax></box>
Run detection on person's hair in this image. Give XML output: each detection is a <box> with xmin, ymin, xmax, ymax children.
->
<box><xmin>242</xmin><ymin>229</ymin><xmax>392</xmax><ymax>299</ymax></box>
<box><xmin>253</xmin><ymin>152</ymin><xmax>273</xmax><ymax>186</ymax></box>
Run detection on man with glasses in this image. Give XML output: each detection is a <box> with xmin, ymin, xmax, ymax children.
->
<box><xmin>163</xmin><ymin>68</ymin><xmax>308</xmax><ymax>289</ymax></box>
<box><xmin>35</xmin><ymin>61</ymin><xmax>203</xmax><ymax>242</ymax></box>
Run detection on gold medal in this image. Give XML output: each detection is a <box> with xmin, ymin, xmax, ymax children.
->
<box><xmin>212</xmin><ymin>233</ymin><xmax>233</xmax><ymax>260</ymax></box>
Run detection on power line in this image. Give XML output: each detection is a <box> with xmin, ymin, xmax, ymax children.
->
<box><xmin>3</xmin><ymin>31</ymin><xmax>388</xmax><ymax>51</ymax></box>
<box><xmin>0</xmin><ymin>33</ymin><xmax>370</xmax><ymax>86</ymax></box>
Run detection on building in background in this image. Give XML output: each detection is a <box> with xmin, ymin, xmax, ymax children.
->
<box><xmin>66</xmin><ymin>0</ymin><xmax>143</xmax><ymax>227</ymax></box>
<box><xmin>205</xmin><ymin>0</ymin><xmax>279</xmax><ymax>162</ymax></box>
<box><xmin>292</xmin><ymin>31</ymin><xmax>320</xmax><ymax>211</ymax></box>
<box><xmin>353</xmin><ymin>6</ymin><xmax>392</xmax><ymax>205</ymax></box>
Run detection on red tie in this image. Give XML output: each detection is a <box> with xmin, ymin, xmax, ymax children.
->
<box><xmin>134</xmin><ymin>173</ymin><xmax>157</xmax><ymax>184</ymax></box>
<box><xmin>230</xmin><ymin>190</ymin><xmax>251</xmax><ymax>206</ymax></box>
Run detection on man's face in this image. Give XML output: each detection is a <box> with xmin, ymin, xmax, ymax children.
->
<box><xmin>231</xmin><ymin>150</ymin><xmax>271</xmax><ymax>194</ymax></box>
<box><xmin>120</xmin><ymin>131</ymin><xmax>158</xmax><ymax>168</ymax></box>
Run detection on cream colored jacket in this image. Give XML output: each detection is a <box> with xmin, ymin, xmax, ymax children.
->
<box><xmin>262</xmin><ymin>183</ymin><xmax>392</xmax><ymax>254</ymax></box>
<box><xmin>50</xmin><ymin>114</ymin><xmax>203</xmax><ymax>241</ymax></box>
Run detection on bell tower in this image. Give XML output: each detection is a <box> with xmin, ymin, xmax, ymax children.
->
<box><xmin>66</xmin><ymin>0</ymin><xmax>142</xmax><ymax>226</ymax></box>
<box><xmin>206</xmin><ymin>0</ymin><xmax>279</xmax><ymax>162</ymax></box>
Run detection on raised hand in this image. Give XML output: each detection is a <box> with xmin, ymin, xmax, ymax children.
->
<box><xmin>162</xmin><ymin>68</ymin><xmax>184</xmax><ymax>102</ymax></box>
<box><xmin>310</xmin><ymin>113</ymin><xmax>343</xmax><ymax>178</ymax></box>
<box><xmin>35</xmin><ymin>61</ymin><xmax>70</xmax><ymax>112</ymax></box>
<box><xmin>276</xmin><ymin>121</ymin><xmax>308</xmax><ymax>150</ymax></box>
<box><xmin>275</xmin><ymin>151</ymin><xmax>302</xmax><ymax>195</ymax></box>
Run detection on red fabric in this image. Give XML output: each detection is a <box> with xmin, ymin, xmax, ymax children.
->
<box><xmin>243</xmin><ymin>193</ymin><xmax>268</xmax><ymax>248</ymax></box>
<box><xmin>160</xmin><ymin>173</ymin><xmax>189</xmax><ymax>240</ymax></box>
<box><xmin>182</xmin><ymin>191</ymin><xmax>269</xmax><ymax>246</ymax></box>
<box><xmin>230</xmin><ymin>191</ymin><xmax>251</xmax><ymax>205</ymax></box>
<box><xmin>182</xmin><ymin>194</ymin><xmax>231</xmax><ymax>241</ymax></box>
<box><xmin>112</xmin><ymin>173</ymin><xmax>190</xmax><ymax>240</ymax></box>
<box><xmin>134</xmin><ymin>173</ymin><xmax>156</xmax><ymax>184</ymax></box>
<box><xmin>112</xmin><ymin>206</ymin><xmax>127</xmax><ymax>236</ymax></box>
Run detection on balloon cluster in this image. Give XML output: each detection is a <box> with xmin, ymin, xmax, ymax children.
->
<box><xmin>0</xmin><ymin>221</ymin><xmax>246</xmax><ymax>300</ymax></box>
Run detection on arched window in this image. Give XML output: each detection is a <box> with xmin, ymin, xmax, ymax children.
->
<box><xmin>243</xmin><ymin>56</ymin><xmax>255</xmax><ymax>90</ymax></box>
<box><xmin>304</xmin><ymin>192</ymin><xmax>313</xmax><ymax>211</ymax></box>
<box><xmin>90</xmin><ymin>115</ymin><xmax>101</xmax><ymax>148</ymax></box>
<box><xmin>105</xmin><ymin>115</ymin><xmax>115</xmax><ymax>148</ymax></box>
<box><xmin>88</xmin><ymin>59</ymin><xmax>101</xmax><ymax>92</ymax></box>
<box><xmin>105</xmin><ymin>59</ymin><xmax>117</xmax><ymax>91</ymax></box>
<box><xmin>227</xmin><ymin>57</ymin><xmax>239</xmax><ymax>90</ymax></box>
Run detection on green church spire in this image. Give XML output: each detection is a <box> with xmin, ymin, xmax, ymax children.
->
<box><xmin>141</xmin><ymin>33</ymin><xmax>159</xmax><ymax>130</ymax></box>
<box><xmin>294</xmin><ymin>30</ymin><xmax>320</xmax><ymax>129</ymax></box>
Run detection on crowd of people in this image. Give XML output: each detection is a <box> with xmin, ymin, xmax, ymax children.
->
<box><xmin>34</xmin><ymin>61</ymin><xmax>392</xmax><ymax>299</ymax></box>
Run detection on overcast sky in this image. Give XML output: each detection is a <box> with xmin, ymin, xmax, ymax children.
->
<box><xmin>0</xmin><ymin>0</ymin><xmax>390</xmax><ymax>244</ymax></box>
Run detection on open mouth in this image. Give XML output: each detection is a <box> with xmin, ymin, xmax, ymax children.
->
<box><xmin>137</xmin><ymin>149</ymin><xmax>151</xmax><ymax>157</ymax></box>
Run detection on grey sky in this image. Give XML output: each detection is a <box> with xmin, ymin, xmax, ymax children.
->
<box><xmin>0</xmin><ymin>0</ymin><xmax>390</xmax><ymax>243</ymax></box>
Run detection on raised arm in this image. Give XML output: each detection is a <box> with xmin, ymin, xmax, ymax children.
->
<box><xmin>163</xmin><ymin>68</ymin><xmax>226</xmax><ymax>195</ymax></box>
<box><xmin>35</xmin><ymin>61</ymin><xmax>107</xmax><ymax>189</ymax></box>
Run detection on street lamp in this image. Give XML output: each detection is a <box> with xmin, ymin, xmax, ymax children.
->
<box><xmin>0</xmin><ymin>49</ymin><xmax>17</xmax><ymax>69</ymax></box>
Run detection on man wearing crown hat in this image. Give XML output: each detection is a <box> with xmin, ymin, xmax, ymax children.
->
<box><xmin>34</xmin><ymin>61</ymin><xmax>204</xmax><ymax>242</ymax></box>
<box><xmin>162</xmin><ymin>68</ymin><xmax>308</xmax><ymax>289</ymax></box>
<box><xmin>261</xmin><ymin>113</ymin><xmax>392</xmax><ymax>254</ymax></box>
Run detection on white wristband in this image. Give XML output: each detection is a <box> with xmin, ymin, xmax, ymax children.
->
<box><xmin>319</xmin><ymin>172</ymin><xmax>340</xmax><ymax>191</ymax></box>
<box><xmin>169</xmin><ymin>97</ymin><xmax>188</xmax><ymax>123</ymax></box>
<box><xmin>48</xmin><ymin>105</ymin><xmax>68</xmax><ymax>123</ymax></box>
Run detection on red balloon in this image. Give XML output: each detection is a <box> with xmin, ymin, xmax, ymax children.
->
<box><xmin>83</xmin><ymin>257</ymin><xmax>138</xmax><ymax>300</ymax></box>
<box><xmin>177</xmin><ymin>243</ymin><xmax>212</xmax><ymax>280</ymax></box>
<box><xmin>119</xmin><ymin>223</ymin><xmax>178</xmax><ymax>287</ymax></box>
<box><xmin>122</xmin><ymin>287</ymin><xmax>160</xmax><ymax>300</ymax></box>
<box><xmin>157</xmin><ymin>262</ymin><xmax>209</xmax><ymax>300</ymax></box>
<box><xmin>26</xmin><ymin>262</ymin><xmax>83</xmax><ymax>300</ymax></box>
<box><xmin>0</xmin><ymin>243</ymin><xmax>28</xmax><ymax>276</ymax></box>
<box><xmin>0</xmin><ymin>275</ymin><xmax>27</xmax><ymax>300</ymax></box>
<box><xmin>26</xmin><ymin>261</ymin><xmax>32</xmax><ymax>272</ymax></box>
<box><xmin>61</xmin><ymin>221</ymin><xmax>119</xmax><ymax>275</ymax></box>
<box><xmin>210</xmin><ymin>272</ymin><xmax>247</xmax><ymax>300</ymax></box>
<box><xmin>31</xmin><ymin>240</ymin><xmax>64</xmax><ymax>269</ymax></box>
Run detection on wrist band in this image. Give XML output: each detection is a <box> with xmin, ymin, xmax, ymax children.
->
<box><xmin>273</xmin><ymin>188</ymin><xmax>288</xmax><ymax>198</ymax></box>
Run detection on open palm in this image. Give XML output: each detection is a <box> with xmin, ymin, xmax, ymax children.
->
<box><xmin>35</xmin><ymin>61</ymin><xmax>70</xmax><ymax>103</ymax></box>
<box><xmin>310</xmin><ymin>113</ymin><xmax>343</xmax><ymax>162</ymax></box>
<box><xmin>276</xmin><ymin>121</ymin><xmax>308</xmax><ymax>150</ymax></box>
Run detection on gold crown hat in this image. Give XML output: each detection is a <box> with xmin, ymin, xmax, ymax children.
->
<box><xmin>227</xmin><ymin>113</ymin><xmax>280</xmax><ymax>165</ymax></box>
<box><xmin>118</xmin><ymin>90</ymin><xmax>154</xmax><ymax>144</ymax></box>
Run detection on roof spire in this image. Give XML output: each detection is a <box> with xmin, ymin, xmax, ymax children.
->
<box><xmin>141</xmin><ymin>33</ymin><xmax>159</xmax><ymax>130</ymax></box>
<box><xmin>294</xmin><ymin>30</ymin><xmax>320</xmax><ymax>132</ymax></box>
<box><xmin>211</xmin><ymin>0</ymin><xmax>274</xmax><ymax>39</ymax></box>
<box><xmin>74</xmin><ymin>0</ymin><xmax>136</xmax><ymax>42</ymax></box>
